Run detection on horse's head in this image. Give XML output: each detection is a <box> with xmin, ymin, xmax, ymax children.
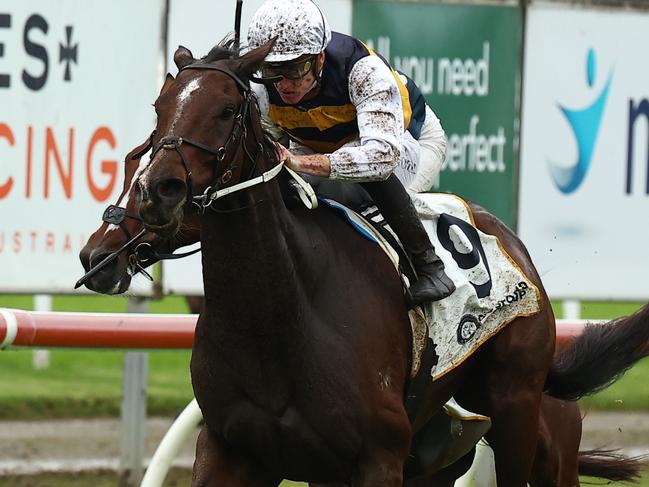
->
<box><xmin>78</xmin><ymin>78</ymin><xmax>201</xmax><ymax>294</ymax></box>
<box><xmin>135</xmin><ymin>40</ymin><xmax>276</xmax><ymax>238</ymax></box>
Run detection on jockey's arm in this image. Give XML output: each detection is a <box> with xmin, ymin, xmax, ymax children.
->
<box><xmin>252</xmin><ymin>58</ymin><xmax>405</xmax><ymax>180</ymax></box>
<box><xmin>251</xmin><ymin>82</ymin><xmax>286</xmax><ymax>144</ymax></box>
<box><xmin>251</xmin><ymin>82</ymin><xmax>331</xmax><ymax>174</ymax></box>
<box><xmin>295</xmin><ymin>56</ymin><xmax>404</xmax><ymax>180</ymax></box>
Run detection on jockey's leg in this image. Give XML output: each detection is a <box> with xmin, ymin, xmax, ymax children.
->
<box><xmin>361</xmin><ymin>174</ymin><xmax>455</xmax><ymax>306</ymax></box>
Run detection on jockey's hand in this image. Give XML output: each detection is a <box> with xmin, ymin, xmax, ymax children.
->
<box><xmin>275</xmin><ymin>143</ymin><xmax>332</xmax><ymax>177</ymax></box>
<box><xmin>275</xmin><ymin>143</ymin><xmax>292</xmax><ymax>165</ymax></box>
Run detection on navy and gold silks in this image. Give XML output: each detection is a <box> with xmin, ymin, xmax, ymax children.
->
<box><xmin>267</xmin><ymin>32</ymin><xmax>426</xmax><ymax>154</ymax></box>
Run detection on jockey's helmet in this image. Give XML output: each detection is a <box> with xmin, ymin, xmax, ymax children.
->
<box><xmin>247</xmin><ymin>0</ymin><xmax>332</xmax><ymax>63</ymax></box>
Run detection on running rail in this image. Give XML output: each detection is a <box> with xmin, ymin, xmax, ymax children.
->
<box><xmin>0</xmin><ymin>307</ymin><xmax>593</xmax><ymax>350</ymax></box>
<box><xmin>0</xmin><ymin>308</ymin><xmax>195</xmax><ymax>349</ymax></box>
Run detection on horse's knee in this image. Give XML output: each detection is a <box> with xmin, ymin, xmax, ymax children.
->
<box><xmin>352</xmin><ymin>450</ymin><xmax>405</xmax><ymax>487</ymax></box>
<box><xmin>192</xmin><ymin>426</ymin><xmax>278</xmax><ymax>487</ymax></box>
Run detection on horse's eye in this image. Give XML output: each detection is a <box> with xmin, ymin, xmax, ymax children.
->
<box><xmin>219</xmin><ymin>106</ymin><xmax>235</xmax><ymax>120</ymax></box>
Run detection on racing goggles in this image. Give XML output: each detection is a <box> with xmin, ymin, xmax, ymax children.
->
<box><xmin>260</xmin><ymin>55</ymin><xmax>316</xmax><ymax>82</ymax></box>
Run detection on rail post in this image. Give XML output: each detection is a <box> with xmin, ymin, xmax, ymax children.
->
<box><xmin>119</xmin><ymin>297</ymin><xmax>150</xmax><ymax>487</ymax></box>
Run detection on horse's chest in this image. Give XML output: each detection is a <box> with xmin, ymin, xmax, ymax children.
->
<box><xmin>200</xmin><ymin>393</ymin><xmax>356</xmax><ymax>479</ymax></box>
<box><xmin>190</xmin><ymin>327</ymin><xmax>362</xmax><ymax>478</ymax></box>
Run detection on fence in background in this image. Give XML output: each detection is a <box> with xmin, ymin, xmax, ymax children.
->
<box><xmin>0</xmin><ymin>308</ymin><xmax>589</xmax><ymax>350</ymax></box>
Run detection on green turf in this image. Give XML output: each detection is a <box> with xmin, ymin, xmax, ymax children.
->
<box><xmin>0</xmin><ymin>294</ymin><xmax>194</xmax><ymax>418</ymax></box>
<box><xmin>0</xmin><ymin>293</ymin><xmax>191</xmax><ymax>314</ymax></box>
<box><xmin>0</xmin><ymin>295</ymin><xmax>648</xmax><ymax>418</ymax></box>
<box><xmin>0</xmin><ymin>347</ymin><xmax>194</xmax><ymax>419</ymax></box>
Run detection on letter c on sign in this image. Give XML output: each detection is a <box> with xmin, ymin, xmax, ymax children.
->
<box><xmin>86</xmin><ymin>127</ymin><xmax>117</xmax><ymax>202</ymax></box>
<box><xmin>0</xmin><ymin>123</ymin><xmax>14</xmax><ymax>199</ymax></box>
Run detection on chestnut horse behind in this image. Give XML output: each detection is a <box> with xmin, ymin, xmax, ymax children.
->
<box><xmin>80</xmin><ymin>41</ymin><xmax>649</xmax><ymax>486</ymax></box>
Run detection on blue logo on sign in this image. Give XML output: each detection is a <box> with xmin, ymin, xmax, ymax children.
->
<box><xmin>549</xmin><ymin>48</ymin><xmax>613</xmax><ymax>194</ymax></box>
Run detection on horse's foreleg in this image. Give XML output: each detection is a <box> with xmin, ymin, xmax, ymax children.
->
<box><xmin>351</xmin><ymin>407</ymin><xmax>411</xmax><ymax>487</ymax></box>
<box><xmin>351</xmin><ymin>448</ymin><xmax>406</xmax><ymax>486</ymax></box>
<box><xmin>192</xmin><ymin>425</ymin><xmax>280</xmax><ymax>487</ymax></box>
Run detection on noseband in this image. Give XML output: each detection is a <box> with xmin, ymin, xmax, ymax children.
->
<box><xmin>151</xmin><ymin>62</ymin><xmax>274</xmax><ymax>212</ymax></box>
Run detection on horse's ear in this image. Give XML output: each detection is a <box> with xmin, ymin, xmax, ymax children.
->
<box><xmin>174</xmin><ymin>45</ymin><xmax>194</xmax><ymax>71</ymax></box>
<box><xmin>159</xmin><ymin>73</ymin><xmax>175</xmax><ymax>95</ymax></box>
<box><xmin>236</xmin><ymin>38</ymin><xmax>276</xmax><ymax>79</ymax></box>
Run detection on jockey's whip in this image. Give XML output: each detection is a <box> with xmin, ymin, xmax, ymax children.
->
<box><xmin>234</xmin><ymin>0</ymin><xmax>243</xmax><ymax>51</ymax></box>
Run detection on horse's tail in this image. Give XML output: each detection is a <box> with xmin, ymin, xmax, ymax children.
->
<box><xmin>578</xmin><ymin>448</ymin><xmax>648</xmax><ymax>482</ymax></box>
<box><xmin>545</xmin><ymin>304</ymin><xmax>649</xmax><ymax>400</ymax></box>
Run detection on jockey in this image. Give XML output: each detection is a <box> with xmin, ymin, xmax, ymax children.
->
<box><xmin>247</xmin><ymin>0</ymin><xmax>455</xmax><ymax>306</ymax></box>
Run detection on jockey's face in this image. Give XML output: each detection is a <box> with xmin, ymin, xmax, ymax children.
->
<box><xmin>272</xmin><ymin>52</ymin><xmax>325</xmax><ymax>105</ymax></box>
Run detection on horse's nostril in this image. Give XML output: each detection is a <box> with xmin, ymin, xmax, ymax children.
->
<box><xmin>90</xmin><ymin>250</ymin><xmax>115</xmax><ymax>269</ymax></box>
<box><xmin>155</xmin><ymin>177</ymin><xmax>186</xmax><ymax>203</ymax></box>
<box><xmin>79</xmin><ymin>247</ymin><xmax>91</xmax><ymax>271</ymax></box>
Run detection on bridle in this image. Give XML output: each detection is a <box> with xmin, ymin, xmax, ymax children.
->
<box><xmin>75</xmin><ymin>59</ymin><xmax>316</xmax><ymax>290</ymax></box>
<box><xmin>75</xmin><ymin>62</ymin><xmax>271</xmax><ymax>290</ymax></box>
<box><xmin>150</xmin><ymin>61</ymin><xmax>280</xmax><ymax>212</ymax></box>
<box><xmin>74</xmin><ymin>197</ymin><xmax>201</xmax><ymax>290</ymax></box>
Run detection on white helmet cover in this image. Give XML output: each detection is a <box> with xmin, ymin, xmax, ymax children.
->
<box><xmin>248</xmin><ymin>0</ymin><xmax>332</xmax><ymax>63</ymax></box>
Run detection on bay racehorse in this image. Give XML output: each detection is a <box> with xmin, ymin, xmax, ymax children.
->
<box><xmin>79</xmin><ymin>131</ymin><xmax>646</xmax><ymax>486</ymax></box>
<box><xmin>80</xmin><ymin>41</ymin><xmax>649</xmax><ymax>486</ymax></box>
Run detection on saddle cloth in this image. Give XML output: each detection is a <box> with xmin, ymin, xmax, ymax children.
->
<box><xmin>321</xmin><ymin>193</ymin><xmax>542</xmax><ymax>381</ymax></box>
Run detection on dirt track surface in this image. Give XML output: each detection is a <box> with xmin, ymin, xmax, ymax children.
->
<box><xmin>0</xmin><ymin>417</ymin><xmax>198</xmax><ymax>475</ymax></box>
<box><xmin>0</xmin><ymin>413</ymin><xmax>647</xmax><ymax>475</ymax></box>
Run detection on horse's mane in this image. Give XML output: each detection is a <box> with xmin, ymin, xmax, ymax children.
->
<box><xmin>197</xmin><ymin>35</ymin><xmax>280</xmax><ymax>165</ymax></box>
<box><xmin>199</xmin><ymin>35</ymin><xmax>239</xmax><ymax>63</ymax></box>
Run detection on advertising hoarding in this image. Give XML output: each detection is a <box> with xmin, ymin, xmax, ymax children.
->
<box><xmin>519</xmin><ymin>3</ymin><xmax>649</xmax><ymax>299</ymax></box>
<box><xmin>353</xmin><ymin>0</ymin><xmax>522</xmax><ymax>229</ymax></box>
<box><xmin>0</xmin><ymin>0</ymin><xmax>164</xmax><ymax>293</ymax></box>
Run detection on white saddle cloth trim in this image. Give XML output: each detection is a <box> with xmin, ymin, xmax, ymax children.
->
<box><xmin>443</xmin><ymin>397</ymin><xmax>490</xmax><ymax>422</ymax></box>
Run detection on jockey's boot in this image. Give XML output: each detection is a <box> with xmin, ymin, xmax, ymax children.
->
<box><xmin>361</xmin><ymin>174</ymin><xmax>455</xmax><ymax>307</ymax></box>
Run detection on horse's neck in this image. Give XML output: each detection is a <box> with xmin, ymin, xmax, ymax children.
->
<box><xmin>200</xmin><ymin>178</ymin><xmax>302</xmax><ymax>327</ymax></box>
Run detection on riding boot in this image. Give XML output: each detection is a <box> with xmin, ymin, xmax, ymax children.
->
<box><xmin>361</xmin><ymin>174</ymin><xmax>455</xmax><ymax>307</ymax></box>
